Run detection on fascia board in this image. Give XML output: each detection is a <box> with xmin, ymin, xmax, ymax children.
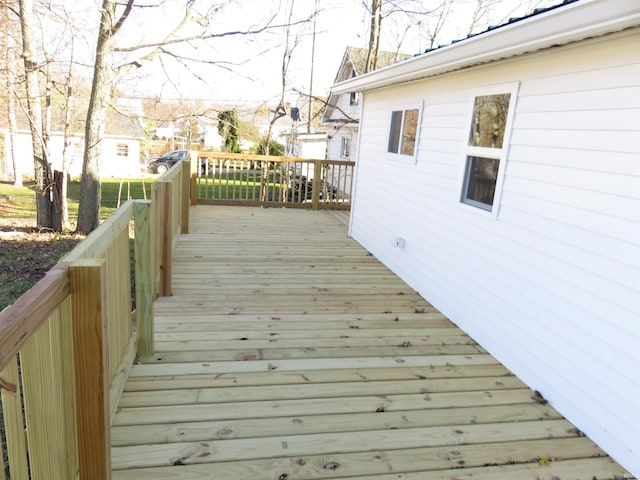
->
<box><xmin>330</xmin><ymin>0</ymin><xmax>640</xmax><ymax>95</ymax></box>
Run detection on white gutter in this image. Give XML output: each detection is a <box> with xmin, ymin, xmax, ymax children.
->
<box><xmin>331</xmin><ymin>0</ymin><xmax>640</xmax><ymax>94</ymax></box>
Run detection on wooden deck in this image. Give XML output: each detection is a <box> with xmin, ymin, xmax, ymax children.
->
<box><xmin>111</xmin><ymin>206</ymin><xmax>628</xmax><ymax>479</ymax></box>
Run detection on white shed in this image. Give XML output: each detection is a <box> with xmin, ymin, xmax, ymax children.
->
<box><xmin>331</xmin><ymin>0</ymin><xmax>640</xmax><ymax>475</ymax></box>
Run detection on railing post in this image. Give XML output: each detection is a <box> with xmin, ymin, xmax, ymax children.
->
<box><xmin>312</xmin><ymin>160</ymin><xmax>322</xmax><ymax>210</ymax></box>
<box><xmin>181</xmin><ymin>159</ymin><xmax>191</xmax><ymax>234</ymax></box>
<box><xmin>159</xmin><ymin>181</ymin><xmax>173</xmax><ymax>296</ymax></box>
<box><xmin>70</xmin><ymin>259</ymin><xmax>110</xmax><ymax>480</ymax></box>
<box><xmin>134</xmin><ymin>200</ymin><xmax>154</xmax><ymax>356</ymax></box>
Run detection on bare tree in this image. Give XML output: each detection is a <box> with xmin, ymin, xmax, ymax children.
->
<box><xmin>76</xmin><ymin>0</ymin><xmax>126</xmax><ymax>233</ymax></box>
<box><xmin>365</xmin><ymin>0</ymin><xmax>382</xmax><ymax>73</ymax></box>
<box><xmin>76</xmin><ymin>0</ymin><xmax>313</xmax><ymax>233</ymax></box>
<box><xmin>4</xmin><ymin>12</ymin><xmax>22</xmax><ymax>186</ymax></box>
<box><xmin>18</xmin><ymin>0</ymin><xmax>58</xmax><ymax>229</ymax></box>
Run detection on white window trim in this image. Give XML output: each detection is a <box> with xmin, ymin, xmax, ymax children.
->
<box><xmin>340</xmin><ymin>135</ymin><xmax>351</xmax><ymax>159</ymax></box>
<box><xmin>385</xmin><ymin>102</ymin><xmax>423</xmax><ymax>165</ymax></box>
<box><xmin>458</xmin><ymin>83</ymin><xmax>519</xmax><ymax>218</ymax></box>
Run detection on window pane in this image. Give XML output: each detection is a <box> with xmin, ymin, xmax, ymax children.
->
<box><xmin>341</xmin><ymin>137</ymin><xmax>351</xmax><ymax>158</ymax></box>
<box><xmin>400</xmin><ymin>109</ymin><xmax>419</xmax><ymax>155</ymax></box>
<box><xmin>468</xmin><ymin>94</ymin><xmax>511</xmax><ymax>148</ymax></box>
<box><xmin>463</xmin><ymin>156</ymin><xmax>500</xmax><ymax>209</ymax></box>
<box><xmin>116</xmin><ymin>144</ymin><xmax>129</xmax><ymax>156</ymax></box>
<box><xmin>387</xmin><ymin>111</ymin><xmax>402</xmax><ymax>153</ymax></box>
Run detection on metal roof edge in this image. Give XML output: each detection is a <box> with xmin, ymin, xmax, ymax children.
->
<box><xmin>330</xmin><ymin>0</ymin><xmax>640</xmax><ymax>95</ymax></box>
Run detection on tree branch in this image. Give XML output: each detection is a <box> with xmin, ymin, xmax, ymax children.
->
<box><xmin>112</xmin><ymin>0</ymin><xmax>134</xmax><ymax>36</ymax></box>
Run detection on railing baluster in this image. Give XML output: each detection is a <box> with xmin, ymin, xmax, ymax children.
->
<box><xmin>158</xmin><ymin>181</ymin><xmax>173</xmax><ymax>297</ymax></box>
<box><xmin>1</xmin><ymin>357</ymin><xmax>29</xmax><ymax>479</ymax></box>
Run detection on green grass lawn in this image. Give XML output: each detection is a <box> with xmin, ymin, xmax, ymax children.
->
<box><xmin>0</xmin><ymin>177</ymin><xmax>154</xmax><ymax>221</ymax></box>
<box><xmin>0</xmin><ymin>177</ymin><xmax>154</xmax><ymax>310</ymax></box>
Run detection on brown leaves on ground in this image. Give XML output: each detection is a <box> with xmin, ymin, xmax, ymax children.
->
<box><xmin>0</xmin><ymin>219</ymin><xmax>82</xmax><ymax>310</ymax></box>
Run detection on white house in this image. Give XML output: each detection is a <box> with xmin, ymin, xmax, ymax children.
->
<box><xmin>4</xmin><ymin>130</ymin><xmax>143</xmax><ymax>179</ymax></box>
<box><xmin>322</xmin><ymin>47</ymin><xmax>411</xmax><ymax>162</ymax></box>
<box><xmin>1</xmin><ymin>100</ymin><xmax>146</xmax><ymax>180</ymax></box>
<box><xmin>283</xmin><ymin>132</ymin><xmax>327</xmax><ymax>159</ymax></box>
<box><xmin>331</xmin><ymin>0</ymin><xmax>640</xmax><ymax>475</ymax></box>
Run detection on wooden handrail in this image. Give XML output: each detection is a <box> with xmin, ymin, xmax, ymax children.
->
<box><xmin>0</xmin><ymin>264</ymin><xmax>70</xmax><ymax>371</ymax></box>
<box><xmin>0</xmin><ymin>156</ymin><xmax>193</xmax><ymax>477</ymax></box>
<box><xmin>63</xmin><ymin>200</ymin><xmax>135</xmax><ymax>262</ymax></box>
<box><xmin>194</xmin><ymin>152</ymin><xmax>355</xmax><ymax>210</ymax></box>
<box><xmin>198</xmin><ymin>151</ymin><xmax>356</xmax><ymax>167</ymax></box>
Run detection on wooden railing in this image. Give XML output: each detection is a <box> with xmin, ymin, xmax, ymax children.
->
<box><xmin>0</xmin><ymin>158</ymin><xmax>191</xmax><ymax>479</ymax></box>
<box><xmin>195</xmin><ymin>152</ymin><xmax>355</xmax><ymax>210</ymax></box>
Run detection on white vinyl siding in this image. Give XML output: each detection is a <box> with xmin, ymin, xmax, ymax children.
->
<box><xmin>349</xmin><ymin>29</ymin><xmax>640</xmax><ymax>474</ymax></box>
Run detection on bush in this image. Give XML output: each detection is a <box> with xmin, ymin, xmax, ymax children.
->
<box><xmin>252</xmin><ymin>136</ymin><xmax>284</xmax><ymax>156</ymax></box>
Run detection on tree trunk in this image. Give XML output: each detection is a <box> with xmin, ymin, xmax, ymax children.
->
<box><xmin>365</xmin><ymin>0</ymin><xmax>382</xmax><ymax>73</ymax></box>
<box><xmin>76</xmin><ymin>0</ymin><xmax>117</xmax><ymax>234</ymax></box>
<box><xmin>6</xmin><ymin>30</ymin><xmax>21</xmax><ymax>187</ymax></box>
<box><xmin>19</xmin><ymin>0</ymin><xmax>56</xmax><ymax>229</ymax></box>
<box><xmin>62</xmin><ymin>81</ymin><xmax>73</xmax><ymax>228</ymax></box>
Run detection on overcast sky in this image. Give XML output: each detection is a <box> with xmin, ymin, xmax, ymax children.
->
<box><xmin>112</xmin><ymin>0</ymin><xmax>557</xmax><ymax>106</ymax></box>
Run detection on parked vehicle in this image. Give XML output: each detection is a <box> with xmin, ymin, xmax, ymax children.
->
<box><xmin>147</xmin><ymin>150</ymin><xmax>188</xmax><ymax>174</ymax></box>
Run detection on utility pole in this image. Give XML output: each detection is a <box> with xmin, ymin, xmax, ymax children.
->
<box><xmin>308</xmin><ymin>0</ymin><xmax>319</xmax><ymax>134</ymax></box>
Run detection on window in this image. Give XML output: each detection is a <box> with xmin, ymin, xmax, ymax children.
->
<box><xmin>387</xmin><ymin>107</ymin><xmax>420</xmax><ymax>160</ymax></box>
<box><xmin>116</xmin><ymin>143</ymin><xmax>129</xmax><ymax>157</ymax></box>
<box><xmin>349</xmin><ymin>71</ymin><xmax>359</xmax><ymax>105</ymax></box>
<box><xmin>461</xmin><ymin>87</ymin><xmax>517</xmax><ymax>213</ymax></box>
<box><xmin>340</xmin><ymin>136</ymin><xmax>351</xmax><ymax>158</ymax></box>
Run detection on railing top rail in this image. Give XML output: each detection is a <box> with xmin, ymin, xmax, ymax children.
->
<box><xmin>156</xmin><ymin>160</ymin><xmax>184</xmax><ymax>182</ymax></box>
<box><xmin>197</xmin><ymin>151</ymin><xmax>355</xmax><ymax>166</ymax></box>
<box><xmin>62</xmin><ymin>200</ymin><xmax>135</xmax><ymax>263</ymax></box>
<box><xmin>0</xmin><ymin>263</ymin><xmax>70</xmax><ymax>371</ymax></box>
<box><xmin>0</xmin><ymin>199</ymin><xmax>139</xmax><ymax>371</ymax></box>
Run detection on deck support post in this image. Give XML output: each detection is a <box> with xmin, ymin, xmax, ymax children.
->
<box><xmin>70</xmin><ymin>259</ymin><xmax>110</xmax><ymax>480</ymax></box>
<box><xmin>311</xmin><ymin>161</ymin><xmax>322</xmax><ymax>210</ymax></box>
<box><xmin>159</xmin><ymin>181</ymin><xmax>173</xmax><ymax>296</ymax></box>
<box><xmin>134</xmin><ymin>200</ymin><xmax>154</xmax><ymax>356</ymax></box>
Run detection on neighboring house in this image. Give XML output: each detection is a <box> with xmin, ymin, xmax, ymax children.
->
<box><xmin>331</xmin><ymin>0</ymin><xmax>640</xmax><ymax>475</ymax></box>
<box><xmin>3</xmin><ymin>130</ymin><xmax>143</xmax><ymax>179</ymax></box>
<box><xmin>321</xmin><ymin>47</ymin><xmax>412</xmax><ymax>162</ymax></box>
<box><xmin>1</xmin><ymin>103</ymin><xmax>145</xmax><ymax>179</ymax></box>
<box><xmin>283</xmin><ymin>132</ymin><xmax>327</xmax><ymax>159</ymax></box>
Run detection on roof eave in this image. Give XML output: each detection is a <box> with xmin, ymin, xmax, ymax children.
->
<box><xmin>330</xmin><ymin>0</ymin><xmax>640</xmax><ymax>95</ymax></box>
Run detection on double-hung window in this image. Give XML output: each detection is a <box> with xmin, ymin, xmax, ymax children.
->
<box><xmin>386</xmin><ymin>105</ymin><xmax>421</xmax><ymax>162</ymax></box>
<box><xmin>116</xmin><ymin>143</ymin><xmax>129</xmax><ymax>157</ymax></box>
<box><xmin>461</xmin><ymin>84</ymin><xmax>518</xmax><ymax>214</ymax></box>
<box><xmin>340</xmin><ymin>136</ymin><xmax>351</xmax><ymax>159</ymax></box>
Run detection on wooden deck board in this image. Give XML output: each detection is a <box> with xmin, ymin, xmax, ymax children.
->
<box><xmin>113</xmin><ymin>206</ymin><xmax>630</xmax><ymax>478</ymax></box>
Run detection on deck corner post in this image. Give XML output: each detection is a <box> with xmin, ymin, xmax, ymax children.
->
<box><xmin>312</xmin><ymin>161</ymin><xmax>323</xmax><ymax>210</ymax></box>
<box><xmin>159</xmin><ymin>181</ymin><xmax>173</xmax><ymax>297</ymax></box>
<box><xmin>134</xmin><ymin>200</ymin><xmax>154</xmax><ymax>356</ymax></box>
<box><xmin>69</xmin><ymin>258</ymin><xmax>111</xmax><ymax>480</ymax></box>
<box><xmin>181</xmin><ymin>159</ymin><xmax>191</xmax><ymax>234</ymax></box>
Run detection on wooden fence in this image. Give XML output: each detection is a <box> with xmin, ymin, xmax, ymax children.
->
<box><xmin>0</xmin><ymin>159</ymin><xmax>190</xmax><ymax>479</ymax></box>
<box><xmin>195</xmin><ymin>152</ymin><xmax>355</xmax><ymax>210</ymax></box>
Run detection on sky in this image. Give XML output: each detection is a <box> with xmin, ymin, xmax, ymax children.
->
<box><xmin>107</xmin><ymin>0</ymin><xmax>558</xmax><ymax>106</ymax></box>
